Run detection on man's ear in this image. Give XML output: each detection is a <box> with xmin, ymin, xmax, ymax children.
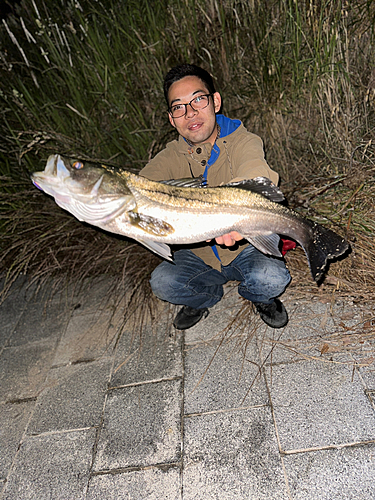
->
<box><xmin>213</xmin><ymin>92</ymin><xmax>222</xmax><ymax>113</ymax></box>
<box><xmin>168</xmin><ymin>112</ymin><xmax>176</xmax><ymax>129</ymax></box>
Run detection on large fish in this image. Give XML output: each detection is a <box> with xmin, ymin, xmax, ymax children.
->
<box><xmin>31</xmin><ymin>154</ymin><xmax>349</xmax><ymax>282</ymax></box>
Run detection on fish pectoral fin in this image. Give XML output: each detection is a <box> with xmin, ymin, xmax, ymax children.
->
<box><xmin>127</xmin><ymin>211</ymin><xmax>174</xmax><ymax>260</ymax></box>
<box><xmin>138</xmin><ymin>239</ymin><xmax>173</xmax><ymax>261</ymax></box>
<box><xmin>128</xmin><ymin>211</ymin><xmax>174</xmax><ymax>236</ymax></box>
<box><xmin>244</xmin><ymin>233</ymin><xmax>283</xmax><ymax>257</ymax></box>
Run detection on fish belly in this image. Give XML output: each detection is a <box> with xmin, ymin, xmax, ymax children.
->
<box><xmin>105</xmin><ymin>205</ymin><xmax>246</xmax><ymax>244</ymax></box>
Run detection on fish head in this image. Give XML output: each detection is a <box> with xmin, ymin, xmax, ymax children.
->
<box><xmin>31</xmin><ymin>154</ymin><xmax>136</xmax><ymax>223</ymax></box>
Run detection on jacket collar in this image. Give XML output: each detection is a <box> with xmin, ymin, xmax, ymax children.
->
<box><xmin>177</xmin><ymin>114</ymin><xmax>242</xmax><ymax>154</ymax></box>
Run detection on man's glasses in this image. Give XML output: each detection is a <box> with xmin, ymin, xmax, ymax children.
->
<box><xmin>169</xmin><ymin>94</ymin><xmax>213</xmax><ymax>118</ymax></box>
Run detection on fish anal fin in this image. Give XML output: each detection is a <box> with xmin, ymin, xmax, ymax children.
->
<box><xmin>244</xmin><ymin>232</ymin><xmax>282</xmax><ymax>257</ymax></box>
<box><xmin>138</xmin><ymin>239</ymin><xmax>173</xmax><ymax>261</ymax></box>
<box><xmin>224</xmin><ymin>177</ymin><xmax>285</xmax><ymax>203</ymax></box>
<box><xmin>128</xmin><ymin>211</ymin><xmax>175</xmax><ymax>236</ymax></box>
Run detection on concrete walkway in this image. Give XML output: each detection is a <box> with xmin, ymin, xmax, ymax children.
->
<box><xmin>0</xmin><ymin>276</ymin><xmax>374</xmax><ymax>499</ymax></box>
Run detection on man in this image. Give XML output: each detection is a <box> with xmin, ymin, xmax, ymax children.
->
<box><xmin>140</xmin><ymin>64</ymin><xmax>292</xmax><ymax>330</ymax></box>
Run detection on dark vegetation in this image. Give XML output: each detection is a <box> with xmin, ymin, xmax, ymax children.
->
<box><xmin>0</xmin><ymin>0</ymin><xmax>374</xmax><ymax>321</ymax></box>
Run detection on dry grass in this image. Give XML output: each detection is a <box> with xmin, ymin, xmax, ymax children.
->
<box><xmin>0</xmin><ymin>0</ymin><xmax>374</xmax><ymax>364</ymax></box>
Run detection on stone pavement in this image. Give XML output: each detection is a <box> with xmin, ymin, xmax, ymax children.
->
<box><xmin>0</xmin><ymin>276</ymin><xmax>374</xmax><ymax>500</ymax></box>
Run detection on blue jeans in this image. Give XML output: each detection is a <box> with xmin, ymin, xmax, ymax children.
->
<box><xmin>150</xmin><ymin>246</ymin><xmax>291</xmax><ymax>309</ymax></box>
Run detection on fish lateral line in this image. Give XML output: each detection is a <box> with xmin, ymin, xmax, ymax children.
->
<box><xmin>126</xmin><ymin>183</ymin><xmax>283</xmax><ymax>211</ymax></box>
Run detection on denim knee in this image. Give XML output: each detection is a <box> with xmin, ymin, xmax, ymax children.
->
<box><xmin>149</xmin><ymin>263</ymin><xmax>176</xmax><ymax>301</ymax></box>
<box><xmin>239</xmin><ymin>262</ymin><xmax>291</xmax><ymax>303</ymax></box>
<box><xmin>149</xmin><ymin>255</ymin><xmax>225</xmax><ymax>308</ymax></box>
<box><xmin>245</xmin><ymin>263</ymin><xmax>290</xmax><ymax>290</ymax></box>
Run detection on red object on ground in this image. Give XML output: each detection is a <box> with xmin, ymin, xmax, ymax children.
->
<box><xmin>281</xmin><ymin>238</ymin><xmax>297</xmax><ymax>256</ymax></box>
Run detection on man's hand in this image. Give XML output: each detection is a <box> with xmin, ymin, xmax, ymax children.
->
<box><xmin>211</xmin><ymin>231</ymin><xmax>243</xmax><ymax>247</ymax></box>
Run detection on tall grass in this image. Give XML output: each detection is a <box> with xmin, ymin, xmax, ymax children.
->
<box><xmin>1</xmin><ymin>1</ymin><xmax>374</xmax><ymax>171</ymax></box>
<box><xmin>0</xmin><ymin>0</ymin><xmax>374</xmax><ymax>302</ymax></box>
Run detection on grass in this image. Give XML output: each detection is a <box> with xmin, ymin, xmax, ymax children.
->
<box><xmin>0</xmin><ymin>0</ymin><xmax>374</xmax><ymax>327</ymax></box>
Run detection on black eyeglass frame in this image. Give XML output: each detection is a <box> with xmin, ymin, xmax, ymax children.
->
<box><xmin>168</xmin><ymin>93</ymin><xmax>213</xmax><ymax>118</ymax></box>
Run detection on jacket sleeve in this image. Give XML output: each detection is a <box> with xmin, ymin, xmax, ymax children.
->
<box><xmin>229</xmin><ymin>132</ymin><xmax>279</xmax><ymax>185</ymax></box>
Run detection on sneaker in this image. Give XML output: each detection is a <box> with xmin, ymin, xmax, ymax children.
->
<box><xmin>254</xmin><ymin>298</ymin><xmax>288</xmax><ymax>328</ymax></box>
<box><xmin>173</xmin><ymin>305</ymin><xmax>209</xmax><ymax>330</ymax></box>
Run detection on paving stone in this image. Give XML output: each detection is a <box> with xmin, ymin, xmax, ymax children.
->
<box><xmin>67</xmin><ymin>276</ymin><xmax>122</xmax><ymax>314</ymax></box>
<box><xmin>93</xmin><ymin>380</ymin><xmax>182</xmax><ymax>471</ymax></box>
<box><xmin>183</xmin><ymin>288</ymin><xmax>245</xmax><ymax>346</ymax></box>
<box><xmin>284</xmin><ymin>444</ymin><xmax>375</xmax><ymax>500</ymax></box>
<box><xmin>111</xmin><ymin>318</ymin><xmax>182</xmax><ymax>388</ymax></box>
<box><xmin>1</xmin><ymin>273</ymin><xmax>374</xmax><ymax>499</ymax></box>
<box><xmin>87</xmin><ymin>467</ymin><xmax>181</xmax><ymax>500</ymax></box>
<box><xmin>0</xmin><ymin>400</ymin><xmax>35</xmax><ymax>480</ymax></box>
<box><xmin>364</xmin><ymin>389</ymin><xmax>375</xmax><ymax>411</ymax></box>
<box><xmin>1</xmin><ymin>429</ymin><xmax>95</xmax><ymax>500</ymax></box>
<box><xmin>0</xmin><ymin>340</ymin><xmax>56</xmax><ymax>403</ymax></box>
<box><xmin>0</xmin><ymin>318</ymin><xmax>17</xmax><ymax>349</ymax></box>
<box><xmin>8</xmin><ymin>300</ymin><xmax>70</xmax><ymax>346</ymax></box>
<box><xmin>27</xmin><ymin>358</ymin><xmax>112</xmax><ymax>434</ymax></box>
<box><xmin>0</xmin><ymin>283</ymin><xmax>28</xmax><ymax>348</ymax></box>
<box><xmin>266</xmin><ymin>359</ymin><xmax>375</xmax><ymax>451</ymax></box>
<box><xmin>184</xmin><ymin>338</ymin><xmax>268</xmax><ymax>414</ymax></box>
<box><xmin>52</xmin><ymin>308</ymin><xmax>119</xmax><ymax>365</ymax></box>
<box><xmin>183</xmin><ymin>407</ymin><xmax>288</xmax><ymax>500</ymax></box>
<box><xmin>0</xmin><ymin>325</ymin><xmax>13</xmax><ymax>352</ymax></box>
<box><xmin>256</xmin><ymin>299</ymin><xmax>359</xmax><ymax>365</ymax></box>
<box><xmin>358</xmin><ymin>365</ymin><xmax>375</xmax><ymax>390</ymax></box>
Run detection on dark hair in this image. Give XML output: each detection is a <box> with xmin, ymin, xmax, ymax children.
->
<box><xmin>163</xmin><ymin>64</ymin><xmax>216</xmax><ymax>106</ymax></box>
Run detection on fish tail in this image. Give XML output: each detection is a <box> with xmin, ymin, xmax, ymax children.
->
<box><xmin>303</xmin><ymin>221</ymin><xmax>349</xmax><ymax>282</ymax></box>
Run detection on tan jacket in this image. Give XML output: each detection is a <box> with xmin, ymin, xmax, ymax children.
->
<box><xmin>140</xmin><ymin>118</ymin><xmax>279</xmax><ymax>270</ymax></box>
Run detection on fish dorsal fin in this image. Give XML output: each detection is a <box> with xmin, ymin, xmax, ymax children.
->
<box><xmin>244</xmin><ymin>232</ymin><xmax>282</xmax><ymax>257</ymax></box>
<box><xmin>224</xmin><ymin>177</ymin><xmax>285</xmax><ymax>203</ymax></box>
<box><xmin>159</xmin><ymin>176</ymin><xmax>207</xmax><ymax>188</ymax></box>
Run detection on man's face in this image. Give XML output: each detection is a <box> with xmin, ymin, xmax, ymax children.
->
<box><xmin>167</xmin><ymin>75</ymin><xmax>222</xmax><ymax>146</ymax></box>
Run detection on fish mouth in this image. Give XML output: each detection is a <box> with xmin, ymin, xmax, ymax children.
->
<box><xmin>31</xmin><ymin>155</ymin><xmax>70</xmax><ymax>186</ymax></box>
<box><xmin>31</xmin><ymin>171</ymin><xmax>62</xmax><ymax>196</ymax></box>
<box><xmin>31</xmin><ymin>179</ymin><xmax>43</xmax><ymax>191</ymax></box>
<box><xmin>31</xmin><ymin>172</ymin><xmax>78</xmax><ymax>206</ymax></box>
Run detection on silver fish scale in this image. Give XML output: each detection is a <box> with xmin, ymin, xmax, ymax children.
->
<box><xmin>31</xmin><ymin>155</ymin><xmax>350</xmax><ymax>282</ymax></box>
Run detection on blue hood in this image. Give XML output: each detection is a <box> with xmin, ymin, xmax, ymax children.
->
<box><xmin>205</xmin><ymin>114</ymin><xmax>241</xmax><ymax>172</ymax></box>
<box><xmin>216</xmin><ymin>114</ymin><xmax>241</xmax><ymax>137</ymax></box>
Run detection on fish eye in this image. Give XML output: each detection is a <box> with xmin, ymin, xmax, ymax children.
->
<box><xmin>72</xmin><ymin>161</ymin><xmax>84</xmax><ymax>169</ymax></box>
